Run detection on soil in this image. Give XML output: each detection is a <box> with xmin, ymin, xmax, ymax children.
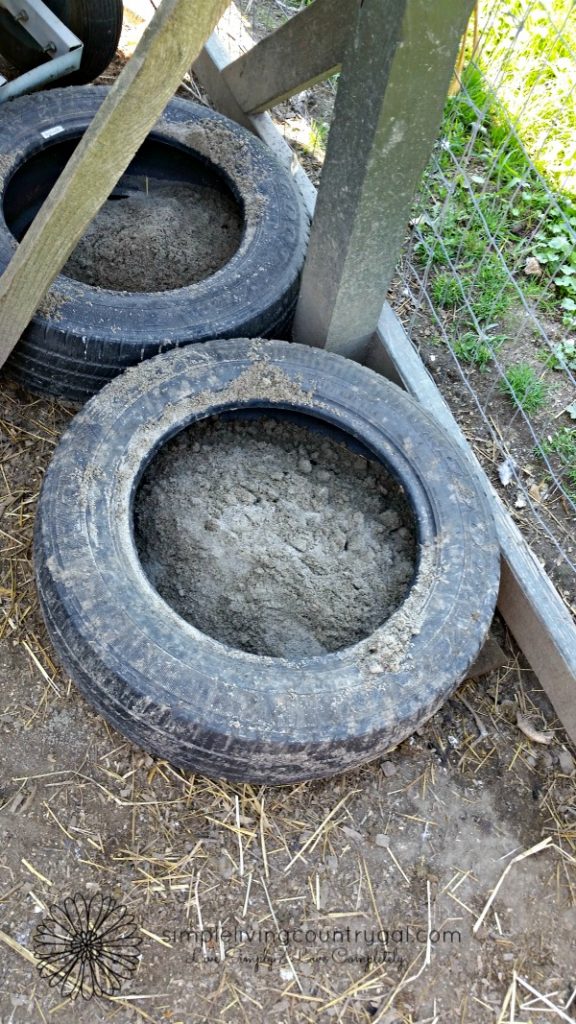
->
<box><xmin>0</xmin><ymin>8</ymin><xmax>575</xmax><ymax>1024</ymax></box>
<box><xmin>229</xmin><ymin>0</ymin><xmax>576</xmax><ymax>622</ymax></box>
<box><xmin>394</xmin><ymin>278</ymin><xmax>576</xmax><ymax>617</ymax></box>
<box><xmin>1</xmin><ymin>369</ymin><xmax>576</xmax><ymax>1023</ymax></box>
<box><xmin>1</xmin><ymin>378</ymin><xmax>575</xmax><ymax>1024</ymax></box>
<box><xmin>63</xmin><ymin>177</ymin><xmax>243</xmax><ymax>292</ymax></box>
<box><xmin>134</xmin><ymin>415</ymin><xmax>416</xmax><ymax>658</ymax></box>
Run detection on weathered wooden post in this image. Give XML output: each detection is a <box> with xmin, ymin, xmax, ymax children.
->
<box><xmin>292</xmin><ymin>0</ymin><xmax>475</xmax><ymax>358</ymax></box>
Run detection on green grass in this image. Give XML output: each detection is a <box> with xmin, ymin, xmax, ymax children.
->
<box><xmin>469</xmin><ymin>257</ymin><xmax>513</xmax><ymax>321</ymax></box>
<box><xmin>538</xmin><ymin>428</ymin><xmax>576</xmax><ymax>499</ymax></box>
<box><xmin>458</xmin><ymin>10</ymin><xmax>576</xmax><ymax>328</ymax></box>
<box><xmin>523</xmin><ymin>279</ymin><xmax>559</xmax><ymax>314</ymax></box>
<box><xmin>432</xmin><ymin>272</ymin><xmax>462</xmax><ymax>307</ymax></box>
<box><xmin>541</xmin><ymin>340</ymin><xmax>576</xmax><ymax>372</ymax></box>
<box><xmin>415</xmin><ymin>41</ymin><xmax>576</xmax><ymax>383</ymax></box>
<box><xmin>454</xmin><ymin>330</ymin><xmax>507</xmax><ymax>369</ymax></box>
<box><xmin>308</xmin><ymin>118</ymin><xmax>329</xmax><ymax>154</ymax></box>
<box><xmin>499</xmin><ymin>363</ymin><xmax>550</xmax><ymax>414</ymax></box>
<box><xmin>477</xmin><ymin>0</ymin><xmax>576</xmax><ymax>198</ymax></box>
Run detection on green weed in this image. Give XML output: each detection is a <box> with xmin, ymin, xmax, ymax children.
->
<box><xmin>432</xmin><ymin>273</ymin><xmax>462</xmax><ymax>307</ymax></box>
<box><xmin>542</xmin><ymin>340</ymin><xmax>576</xmax><ymax>372</ymax></box>
<box><xmin>499</xmin><ymin>363</ymin><xmax>549</xmax><ymax>414</ymax></box>
<box><xmin>308</xmin><ymin>118</ymin><xmax>329</xmax><ymax>154</ymax></box>
<box><xmin>523</xmin><ymin>279</ymin><xmax>558</xmax><ymax>314</ymax></box>
<box><xmin>538</xmin><ymin>427</ymin><xmax>576</xmax><ymax>498</ymax></box>
<box><xmin>454</xmin><ymin>331</ymin><xmax>507</xmax><ymax>369</ymax></box>
<box><xmin>532</xmin><ymin>204</ymin><xmax>576</xmax><ymax>326</ymax></box>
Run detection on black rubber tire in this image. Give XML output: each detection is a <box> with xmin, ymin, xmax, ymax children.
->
<box><xmin>0</xmin><ymin>0</ymin><xmax>123</xmax><ymax>85</ymax></box>
<box><xmin>0</xmin><ymin>88</ymin><xmax>308</xmax><ymax>403</ymax></box>
<box><xmin>34</xmin><ymin>339</ymin><xmax>500</xmax><ymax>785</ymax></box>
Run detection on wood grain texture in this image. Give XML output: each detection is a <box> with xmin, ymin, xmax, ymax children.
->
<box><xmin>195</xmin><ymin>33</ymin><xmax>318</xmax><ymax>215</ymax></box>
<box><xmin>194</xmin><ymin>32</ymin><xmax>256</xmax><ymax>131</ymax></box>
<box><xmin>292</xmin><ymin>0</ymin><xmax>475</xmax><ymax>358</ymax></box>
<box><xmin>368</xmin><ymin>306</ymin><xmax>576</xmax><ymax>743</ymax></box>
<box><xmin>199</xmin><ymin>0</ymin><xmax>576</xmax><ymax>739</ymax></box>
<box><xmin>0</xmin><ymin>0</ymin><xmax>230</xmax><ymax>367</ymax></box>
<box><xmin>222</xmin><ymin>0</ymin><xmax>356</xmax><ymax>114</ymax></box>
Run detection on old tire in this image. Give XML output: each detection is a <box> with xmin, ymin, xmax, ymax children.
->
<box><xmin>0</xmin><ymin>88</ymin><xmax>308</xmax><ymax>403</ymax></box>
<box><xmin>34</xmin><ymin>339</ymin><xmax>500</xmax><ymax>785</ymax></box>
<box><xmin>0</xmin><ymin>0</ymin><xmax>123</xmax><ymax>85</ymax></box>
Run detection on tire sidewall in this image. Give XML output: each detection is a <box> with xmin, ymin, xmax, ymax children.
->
<box><xmin>0</xmin><ymin>88</ymin><xmax>308</xmax><ymax>398</ymax></box>
<box><xmin>35</xmin><ymin>340</ymin><xmax>500</xmax><ymax>783</ymax></box>
<box><xmin>0</xmin><ymin>0</ymin><xmax>123</xmax><ymax>82</ymax></box>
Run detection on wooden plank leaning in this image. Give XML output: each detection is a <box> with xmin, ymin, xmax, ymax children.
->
<box><xmin>0</xmin><ymin>0</ymin><xmax>230</xmax><ymax>369</ymax></box>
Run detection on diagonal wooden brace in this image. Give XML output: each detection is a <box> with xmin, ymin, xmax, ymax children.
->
<box><xmin>0</xmin><ymin>0</ymin><xmax>230</xmax><ymax>369</ymax></box>
<box><xmin>220</xmin><ymin>0</ymin><xmax>357</xmax><ymax>114</ymax></box>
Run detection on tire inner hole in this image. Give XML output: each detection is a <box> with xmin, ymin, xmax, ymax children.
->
<box><xmin>133</xmin><ymin>411</ymin><xmax>418</xmax><ymax>659</ymax></box>
<box><xmin>3</xmin><ymin>133</ymin><xmax>244</xmax><ymax>292</ymax></box>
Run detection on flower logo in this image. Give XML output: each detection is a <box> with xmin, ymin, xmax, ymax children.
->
<box><xmin>33</xmin><ymin>893</ymin><xmax>142</xmax><ymax>999</ymax></box>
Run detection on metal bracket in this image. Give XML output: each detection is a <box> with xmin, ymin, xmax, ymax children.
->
<box><xmin>0</xmin><ymin>0</ymin><xmax>83</xmax><ymax>101</ymax></box>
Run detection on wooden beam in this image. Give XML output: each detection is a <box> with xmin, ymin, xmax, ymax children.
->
<box><xmin>196</xmin><ymin>0</ymin><xmax>576</xmax><ymax>743</ymax></box>
<box><xmin>221</xmin><ymin>0</ymin><xmax>356</xmax><ymax>114</ymax></box>
<box><xmin>292</xmin><ymin>0</ymin><xmax>475</xmax><ymax>359</ymax></box>
<box><xmin>367</xmin><ymin>306</ymin><xmax>576</xmax><ymax>743</ymax></box>
<box><xmin>0</xmin><ymin>0</ymin><xmax>230</xmax><ymax>368</ymax></box>
<box><xmin>195</xmin><ymin>32</ymin><xmax>318</xmax><ymax>215</ymax></box>
<box><xmin>193</xmin><ymin>32</ymin><xmax>257</xmax><ymax>132</ymax></box>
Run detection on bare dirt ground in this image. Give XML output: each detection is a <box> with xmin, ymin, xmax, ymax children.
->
<box><xmin>1</xmin><ymin>5</ymin><xmax>575</xmax><ymax>1024</ymax></box>
<box><xmin>1</xmin><ymin>378</ymin><xmax>576</xmax><ymax>1024</ymax></box>
<box><xmin>393</xmin><ymin>280</ymin><xmax>576</xmax><ymax>621</ymax></box>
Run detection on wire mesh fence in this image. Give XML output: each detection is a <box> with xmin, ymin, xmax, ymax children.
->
<box><xmin>218</xmin><ymin>0</ymin><xmax>576</xmax><ymax>615</ymax></box>
<box><xmin>398</xmin><ymin>0</ymin><xmax>576</xmax><ymax>617</ymax></box>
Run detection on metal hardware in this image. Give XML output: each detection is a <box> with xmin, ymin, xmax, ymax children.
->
<box><xmin>0</xmin><ymin>0</ymin><xmax>83</xmax><ymax>100</ymax></box>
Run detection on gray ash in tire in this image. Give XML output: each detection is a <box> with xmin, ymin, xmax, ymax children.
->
<box><xmin>63</xmin><ymin>178</ymin><xmax>242</xmax><ymax>292</ymax></box>
<box><xmin>134</xmin><ymin>416</ymin><xmax>417</xmax><ymax>659</ymax></box>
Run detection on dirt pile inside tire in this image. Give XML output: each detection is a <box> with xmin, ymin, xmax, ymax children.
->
<box><xmin>0</xmin><ymin>88</ymin><xmax>308</xmax><ymax>403</ymax></box>
<box><xmin>34</xmin><ymin>339</ymin><xmax>500</xmax><ymax>784</ymax></box>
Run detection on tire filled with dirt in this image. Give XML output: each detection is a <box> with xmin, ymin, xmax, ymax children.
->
<box><xmin>34</xmin><ymin>339</ymin><xmax>500</xmax><ymax>784</ymax></box>
<box><xmin>0</xmin><ymin>88</ymin><xmax>308</xmax><ymax>402</ymax></box>
<box><xmin>0</xmin><ymin>0</ymin><xmax>123</xmax><ymax>85</ymax></box>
